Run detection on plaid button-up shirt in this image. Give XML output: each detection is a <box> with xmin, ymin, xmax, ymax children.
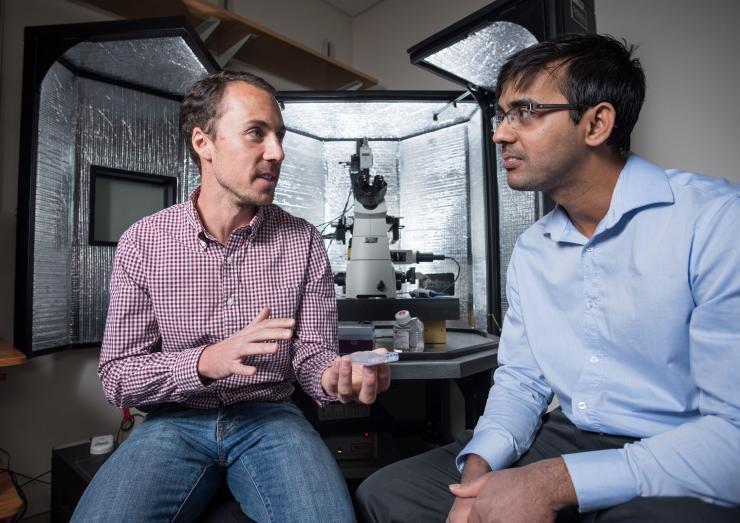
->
<box><xmin>99</xmin><ymin>187</ymin><xmax>338</xmax><ymax>408</ymax></box>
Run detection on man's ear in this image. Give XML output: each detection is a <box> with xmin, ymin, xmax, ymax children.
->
<box><xmin>192</xmin><ymin>127</ymin><xmax>212</xmax><ymax>163</ymax></box>
<box><xmin>583</xmin><ymin>102</ymin><xmax>617</xmax><ymax>148</ymax></box>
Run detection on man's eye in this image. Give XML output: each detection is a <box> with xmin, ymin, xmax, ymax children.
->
<box><xmin>246</xmin><ymin>128</ymin><xmax>263</xmax><ymax>138</ymax></box>
<box><xmin>517</xmin><ymin>107</ymin><xmax>534</xmax><ymax>120</ymax></box>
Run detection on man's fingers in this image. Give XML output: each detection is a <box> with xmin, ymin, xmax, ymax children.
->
<box><xmin>324</xmin><ymin>359</ymin><xmax>340</xmax><ymax>395</ymax></box>
<box><xmin>244</xmin><ymin>317</ymin><xmax>295</xmax><ymax>331</ymax></box>
<box><xmin>357</xmin><ymin>365</ymin><xmax>378</xmax><ymax>405</ymax></box>
<box><xmin>449</xmin><ymin>475</ymin><xmax>486</xmax><ymax>498</ymax></box>
<box><xmin>337</xmin><ymin>356</ymin><xmax>353</xmax><ymax>402</ymax></box>
<box><xmin>375</xmin><ymin>361</ymin><xmax>391</xmax><ymax>392</ymax></box>
<box><xmin>253</xmin><ymin>307</ymin><xmax>271</xmax><ymax>323</ymax></box>
<box><xmin>230</xmin><ymin>363</ymin><xmax>258</xmax><ymax>377</ymax></box>
<box><xmin>237</xmin><ymin>342</ymin><xmax>280</xmax><ymax>358</ymax></box>
<box><xmin>240</xmin><ymin>326</ymin><xmax>294</xmax><ymax>344</ymax></box>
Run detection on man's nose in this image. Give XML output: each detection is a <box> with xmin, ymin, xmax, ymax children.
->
<box><xmin>264</xmin><ymin>135</ymin><xmax>285</xmax><ymax>162</ymax></box>
<box><xmin>492</xmin><ymin>121</ymin><xmax>515</xmax><ymax>145</ymax></box>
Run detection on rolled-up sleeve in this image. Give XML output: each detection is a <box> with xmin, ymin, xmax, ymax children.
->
<box><xmin>290</xmin><ymin>226</ymin><xmax>339</xmax><ymax>406</ymax></box>
<box><xmin>99</xmin><ymin>229</ymin><xmax>211</xmax><ymax>407</ymax></box>
<box><xmin>457</xmin><ymin>249</ymin><xmax>553</xmax><ymax>472</ymax></box>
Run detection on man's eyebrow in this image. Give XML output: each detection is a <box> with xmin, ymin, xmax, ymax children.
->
<box><xmin>244</xmin><ymin>119</ymin><xmax>269</xmax><ymax>127</ymax></box>
<box><xmin>244</xmin><ymin>119</ymin><xmax>286</xmax><ymax>133</ymax></box>
<box><xmin>497</xmin><ymin>98</ymin><xmax>537</xmax><ymax>111</ymax></box>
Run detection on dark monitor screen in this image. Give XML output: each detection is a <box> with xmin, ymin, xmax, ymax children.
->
<box><xmin>89</xmin><ymin>166</ymin><xmax>177</xmax><ymax>245</ymax></box>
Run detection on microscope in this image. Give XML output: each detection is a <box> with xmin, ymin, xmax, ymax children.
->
<box><xmin>341</xmin><ymin>138</ymin><xmax>398</xmax><ymax>298</ymax></box>
<box><xmin>332</xmin><ymin>138</ymin><xmax>449</xmax><ymax>300</ymax></box>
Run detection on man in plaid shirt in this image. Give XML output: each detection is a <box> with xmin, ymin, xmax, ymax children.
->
<box><xmin>72</xmin><ymin>70</ymin><xmax>390</xmax><ymax>523</ymax></box>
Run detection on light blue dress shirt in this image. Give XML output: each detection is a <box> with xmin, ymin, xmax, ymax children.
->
<box><xmin>458</xmin><ymin>154</ymin><xmax>740</xmax><ymax>511</ymax></box>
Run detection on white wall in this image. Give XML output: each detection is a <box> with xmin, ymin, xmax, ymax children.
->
<box><xmin>229</xmin><ymin>0</ymin><xmax>353</xmax><ymax>64</ymax></box>
<box><xmin>597</xmin><ymin>0</ymin><xmax>740</xmax><ymax>181</ymax></box>
<box><xmin>353</xmin><ymin>0</ymin><xmax>491</xmax><ymax>89</ymax></box>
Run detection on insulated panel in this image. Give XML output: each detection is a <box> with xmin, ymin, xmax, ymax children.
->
<box><xmin>72</xmin><ymin>77</ymin><xmax>183</xmax><ymax>345</ymax></box>
<box><xmin>496</xmin><ymin>144</ymin><xmax>536</xmax><ymax>315</ymax></box>
<box><xmin>282</xmin><ymin>101</ymin><xmax>478</xmax><ymax>140</ymax></box>
<box><xmin>399</xmin><ymin>124</ymin><xmax>470</xmax><ymax>327</ymax></box>
<box><xmin>31</xmin><ymin>62</ymin><xmax>77</xmax><ymax>352</ymax></box>
<box><xmin>423</xmin><ymin>21</ymin><xmax>538</xmax><ymax>92</ymax></box>
<box><xmin>466</xmin><ymin>110</ymin><xmax>489</xmax><ymax>332</ymax></box>
<box><xmin>274</xmin><ymin>132</ymin><xmax>325</xmax><ymax>227</ymax></box>
<box><xmin>62</xmin><ymin>37</ymin><xmax>209</xmax><ymax>96</ymax></box>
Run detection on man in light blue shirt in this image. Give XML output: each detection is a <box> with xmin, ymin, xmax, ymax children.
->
<box><xmin>357</xmin><ymin>33</ymin><xmax>740</xmax><ymax>523</ymax></box>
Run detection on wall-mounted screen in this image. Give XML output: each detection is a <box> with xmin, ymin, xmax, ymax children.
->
<box><xmin>89</xmin><ymin>166</ymin><xmax>177</xmax><ymax>245</ymax></box>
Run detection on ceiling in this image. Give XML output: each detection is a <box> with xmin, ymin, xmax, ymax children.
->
<box><xmin>321</xmin><ymin>0</ymin><xmax>386</xmax><ymax>17</ymax></box>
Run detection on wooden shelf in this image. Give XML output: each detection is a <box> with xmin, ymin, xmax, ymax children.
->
<box><xmin>78</xmin><ymin>0</ymin><xmax>378</xmax><ymax>90</ymax></box>
<box><xmin>0</xmin><ymin>472</ymin><xmax>23</xmax><ymax>520</ymax></box>
<box><xmin>0</xmin><ymin>340</ymin><xmax>26</xmax><ymax>367</ymax></box>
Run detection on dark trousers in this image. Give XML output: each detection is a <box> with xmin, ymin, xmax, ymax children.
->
<box><xmin>355</xmin><ymin>409</ymin><xmax>740</xmax><ymax>523</ymax></box>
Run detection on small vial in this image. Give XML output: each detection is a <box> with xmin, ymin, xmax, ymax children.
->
<box><xmin>393</xmin><ymin>310</ymin><xmax>424</xmax><ymax>352</ymax></box>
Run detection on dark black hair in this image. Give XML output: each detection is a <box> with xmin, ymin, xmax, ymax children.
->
<box><xmin>496</xmin><ymin>33</ymin><xmax>646</xmax><ymax>157</ymax></box>
<box><xmin>180</xmin><ymin>70</ymin><xmax>277</xmax><ymax>166</ymax></box>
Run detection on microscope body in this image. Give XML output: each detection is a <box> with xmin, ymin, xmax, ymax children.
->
<box><xmin>345</xmin><ymin>200</ymin><xmax>397</xmax><ymax>298</ymax></box>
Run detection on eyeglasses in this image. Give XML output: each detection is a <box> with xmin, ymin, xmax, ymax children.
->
<box><xmin>491</xmin><ymin>103</ymin><xmax>578</xmax><ymax>132</ymax></box>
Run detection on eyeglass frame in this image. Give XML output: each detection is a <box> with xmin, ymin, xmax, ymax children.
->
<box><xmin>491</xmin><ymin>103</ymin><xmax>580</xmax><ymax>132</ymax></box>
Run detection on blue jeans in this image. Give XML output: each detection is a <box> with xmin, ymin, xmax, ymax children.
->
<box><xmin>72</xmin><ymin>401</ymin><xmax>355</xmax><ymax>522</ymax></box>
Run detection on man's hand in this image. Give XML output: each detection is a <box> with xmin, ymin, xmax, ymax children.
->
<box><xmin>448</xmin><ymin>458</ymin><xmax>577</xmax><ymax>523</ymax></box>
<box><xmin>320</xmin><ymin>349</ymin><xmax>391</xmax><ymax>404</ymax></box>
<box><xmin>446</xmin><ymin>454</ymin><xmax>491</xmax><ymax>523</ymax></box>
<box><xmin>197</xmin><ymin>307</ymin><xmax>294</xmax><ymax>381</ymax></box>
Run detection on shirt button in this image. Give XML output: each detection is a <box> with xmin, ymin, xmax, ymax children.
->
<box><xmin>590</xmin><ymin>356</ymin><xmax>599</xmax><ymax>364</ymax></box>
<box><xmin>226</xmin><ymin>296</ymin><xmax>235</xmax><ymax>306</ymax></box>
<box><xmin>225</xmin><ymin>255</ymin><xmax>233</xmax><ymax>264</ymax></box>
<box><xmin>586</xmin><ymin>300</ymin><xmax>594</xmax><ymax>309</ymax></box>
<box><xmin>577</xmin><ymin>401</ymin><xmax>587</xmax><ymax>410</ymax></box>
<box><xmin>586</xmin><ymin>245</ymin><xmax>594</xmax><ymax>252</ymax></box>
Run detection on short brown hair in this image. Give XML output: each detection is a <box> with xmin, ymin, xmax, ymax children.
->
<box><xmin>180</xmin><ymin>70</ymin><xmax>277</xmax><ymax>165</ymax></box>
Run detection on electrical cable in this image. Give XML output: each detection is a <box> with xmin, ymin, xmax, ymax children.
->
<box><xmin>436</xmin><ymin>256</ymin><xmax>461</xmax><ymax>295</ymax></box>
<box><xmin>17</xmin><ymin>470</ymin><xmax>51</xmax><ymax>488</ymax></box>
<box><xmin>1</xmin><ymin>447</ymin><xmax>28</xmax><ymax>522</ymax></box>
<box><xmin>317</xmin><ymin>204</ymin><xmax>353</xmax><ymax>231</ymax></box>
<box><xmin>116</xmin><ymin>413</ymin><xmax>146</xmax><ymax>444</ymax></box>
<box><xmin>324</xmin><ymin>186</ymin><xmax>354</xmax><ymax>251</ymax></box>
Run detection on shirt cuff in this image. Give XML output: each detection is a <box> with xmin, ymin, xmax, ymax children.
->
<box><xmin>173</xmin><ymin>345</ymin><xmax>212</xmax><ymax>393</ymax></box>
<box><xmin>303</xmin><ymin>351</ymin><xmax>339</xmax><ymax>407</ymax></box>
<box><xmin>456</xmin><ymin>430</ymin><xmax>518</xmax><ymax>472</ymax></box>
<box><xmin>562</xmin><ymin>449</ymin><xmax>638</xmax><ymax>512</ymax></box>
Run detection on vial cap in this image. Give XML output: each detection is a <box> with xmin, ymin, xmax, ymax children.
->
<box><xmin>395</xmin><ymin>310</ymin><xmax>412</xmax><ymax>325</ymax></box>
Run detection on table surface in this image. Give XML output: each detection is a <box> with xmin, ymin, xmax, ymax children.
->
<box><xmin>0</xmin><ymin>471</ymin><xmax>23</xmax><ymax>519</ymax></box>
<box><xmin>388</xmin><ymin>331</ymin><xmax>499</xmax><ymax>380</ymax></box>
<box><xmin>0</xmin><ymin>340</ymin><xmax>25</xmax><ymax>367</ymax></box>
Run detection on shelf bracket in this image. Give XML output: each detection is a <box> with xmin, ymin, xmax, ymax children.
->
<box><xmin>337</xmin><ymin>80</ymin><xmax>364</xmax><ymax>91</ymax></box>
<box><xmin>196</xmin><ymin>16</ymin><xmax>221</xmax><ymax>42</ymax></box>
<box><xmin>216</xmin><ymin>33</ymin><xmax>257</xmax><ymax>68</ymax></box>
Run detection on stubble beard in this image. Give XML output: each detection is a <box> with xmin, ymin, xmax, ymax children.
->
<box><xmin>215</xmin><ymin>170</ymin><xmax>276</xmax><ymax>210</ymax></box>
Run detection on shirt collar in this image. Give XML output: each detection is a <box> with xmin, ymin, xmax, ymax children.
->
<box><xmin>542</xmin><ymin>154</ymin><xmax>674</xmax><ymax>243</ymax></box>
<box><xmin>184</xmin><ymin>185</ymin><xmax>268</xmax><ymax>243</ymax></box>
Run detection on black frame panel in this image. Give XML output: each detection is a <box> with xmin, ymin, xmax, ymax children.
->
<box><xmin>15</xmin><ymin>18</ymin><xmax>219</xmax><ymax>357</ymax></box>
<box><xmin>88</xmin><ymin>165</ymin><xmax>178</xmax><ymax>246</ymax></box>
<box><xmin>278</xmin><ymin>90</ymin><xmax>494</xmax><ymax>336</ymax></box>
